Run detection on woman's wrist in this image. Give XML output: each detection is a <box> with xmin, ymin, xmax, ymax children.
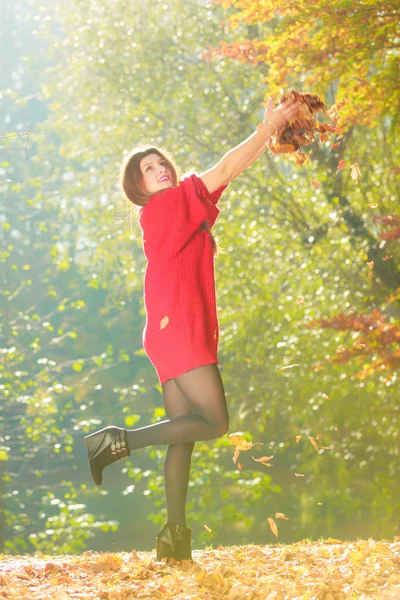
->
<box><xmin>256</xmin><ymin>119</ymin><xmax>282</xmax><ymax>146</ymax></box>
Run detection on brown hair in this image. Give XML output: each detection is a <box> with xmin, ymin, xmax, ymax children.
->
<box><xmin>119</xmin><ymin>145</ymin><xmax>219</xmax><ymax>254</ymax></box>
<box><xmin>119</xmin><ymin>145</ymin><xmax>179</xmax><ymax>207</ymax></box>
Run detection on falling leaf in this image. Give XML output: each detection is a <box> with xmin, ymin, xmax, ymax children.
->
<box><xmin>296</xmin><ymin>435</ymin><xmax>302</xmax><ymax>443</ymax></box>
<box><xmin>267</xmin><ymin>517</ymin><xmax>278</xmax><ymax>538</ymax></box>
<box><xmin>233</xmin><ymin>449</ymin><xmax>240</xmax><ymax>464</ymax></box>
<box><xmin>337</xmin><ymin>345</ymin><xmax>346</xmax><ymax>353</ymax></box>
<box><xmin>275</xmin><ymin>513</ymin><xmax>289</xmax><ymax>520</ymax></box>
<box><xmin>367</xmin><ymin>260</ymin><xmax>374</xmax><ymax>270</ymax></box>
<box><xmin>368</xmin><ymin>203</ymin><xmax>379</xmax><ymax>208</ymax></box>
<box><xmin>334</xmin><ymin>427</ymin><xmax>339</xmax><ymax>432</ymax></box>
<box><xmin>295</xmin><ymin>473</ymin><xmax>305</xmax><ymax>477</ymax></box>
<box><xmin>160</xmin><ymin>316</ymin><xmax>169</xmax><ymax>330</ymax></box>
<box><xmin>336</xmin><ymin>160</ymin><xmax>346</xmax><ymax>172</ymax></box>
<box><xmin>229</xmin><ymin>433</ymin><xmax>263</xmax><ymax>451</ymax></box>
<box><xmin>308</xmin><ymin>436</ymin><xmax>319</xmax><ymax>451</ymax></box>
<box><xmin>252</xmin><ymin>455</ymin><xmax>273</xmax><ymax>467</ymax></box>
<box><xmin>383</xmin><ymin>255</ymin><xmax>393</xmax><ymax>261</ymax></box>
<box><xmin>280</xmin><ymin>364</ymin><xmax>300</xmax><ymax>370</ymax></box>
<box><xmin>316</xmin><ymin>434</ymin><xmax>321</xmax><ymax>442</ymax></box>
<box><xmin>330</xmin><ymin>142</ymin><xmax>341</xmax><ymax>150</ymax></box>
<box><xmin>237</xmin><ymin>463</ymin><xmax>244</xmax><ymax>470</ymax></box>
<box><xmin>321</xmin><ymin>393</ymin><xmax>329</xmax><ymax>400</ymax></box>
<box><xmin>296</xmin><ymin>297</ymin><xmax>304</xmax><ymax>304</ymax></box>
<box><xmin>311</xmin><ymin>180</ymin><xmax>321</xmax><ymax>188</ymax></box>
<box><xmin>204</xmin><ymin>525</ymin><xmax>212</xmax><ymax>534</ymax></box>
<box><xmin>351</xmin><ymin>161</ymin><xmax>362</xmax><ymax>182</ymax></box>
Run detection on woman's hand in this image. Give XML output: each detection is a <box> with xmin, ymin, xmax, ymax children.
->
<box><xmin>263</xmin><ymin>96</ymin><xmax>302</xmax><ymax>135</ymax></box>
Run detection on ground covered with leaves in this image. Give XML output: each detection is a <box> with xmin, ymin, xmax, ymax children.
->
<box><xmin>1</xmin><ymin>539</ymin><xmax>400</xmax><ymax>599</ymax></box>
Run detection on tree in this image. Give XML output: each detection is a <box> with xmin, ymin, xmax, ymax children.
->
<box><xmin>208</xmin><ymin>0</ymin><xmax>400</xmax><ymax>127</ymax></box>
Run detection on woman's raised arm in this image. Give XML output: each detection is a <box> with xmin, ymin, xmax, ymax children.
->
<box><xmin>200</xmin><ymin>97</ymin><xmax>301</xmax><ymax>193</ymax></box>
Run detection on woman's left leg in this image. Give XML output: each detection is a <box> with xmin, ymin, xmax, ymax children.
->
<box><xmin>162</xmin><ymin>378</ymin><xmax>195</xmax><ymax>527</ymax></box>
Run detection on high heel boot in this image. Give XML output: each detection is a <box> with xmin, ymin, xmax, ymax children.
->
<box><xmin>156</xmin><ymin>522</ymin><xmax>193</xmax><ymax>562</ymax></box>
<box><xmin>84</xmin><ymin>426</ymin><xmax>130</xmax><ymax>485</ymax></box>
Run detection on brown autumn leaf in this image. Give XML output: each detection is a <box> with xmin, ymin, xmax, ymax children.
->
<box><xmin>337</xmin><ymin>159</ymin><xmax>346</xmax><ymax>172</ymax></box>
<box><xmin>268</xmin><ymin>89</ymin><xmax>338</xmax><ymax>158</ymax></box>
<box><xmin>160</xmin><ymin>316</ymin><xmax>169</xmax><ymax>330</ymax></box>
<box><xmin>351</xmin><ymin>161</ymin><xmax>362</xmax><ymax>182</ymax></box>
<box><xmin>2</xmin><ymin>541</ymin><xmax>400</xmax><ymax>597</ymax></box>
<box><xmin>383</xmin><ymin>255</ymin><xmax>393</xmax><ymax>261</ymax></box>
<box><xmin>233</xmin><ymin>449</ymin><xmax>240</xmax><ymax>464</ymax></box>
<box><xmin>367</xmin><ymin>260</ymin><xmax>374</xmax><ymax>270</ymax></box>
<box><xmin>237</xmin><ymin>463</ymin><xmax>244</xmax><ymax>469</ymax></box>
<box><xmin>229</xmin><ymin>433</ymin><xmax>263</xmax><ymax>451</ymax></box>
<box><xmin>252</xmin><ymin>455</ymin><xmax>273</xmax><ymax>467</ymax></box>
<box><xmin>275</xmin><ymin>513</ymin><xmax>289</xmax><ymax>520</ymax></box>
<box><xmin>308</xmin><ymin>436</ymin><xmax>319</xmax><ymax>451</ymax></box>
<box><xmin>311</xmin><ymin>180</ymin><xmax>321</xmax><ymax>188</ymax></box>
<box><xmin>267</xmin><ymin>517</ymin><xmax>278</xmax><ymax>538</ymax></box>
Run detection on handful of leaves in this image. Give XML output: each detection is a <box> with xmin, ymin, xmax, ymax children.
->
<box><xmin>269</xmin><ymin>89</ymin><xmax>343</xmax><ymax>165</ymax></box>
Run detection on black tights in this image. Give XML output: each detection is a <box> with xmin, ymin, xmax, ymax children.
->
<box><xmin>125</xmin><ymin>365</ymin><xmax>229</xmax><ymax>526</ymax></box>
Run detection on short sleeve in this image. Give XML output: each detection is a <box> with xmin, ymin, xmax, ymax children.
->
<box><xmin>192</xmin><ymin>175</ymin><xmax>228</xmax><ymax>227</ymax></box>
<box><xmin>139</xmin><ymin>174</ymin><xmax>215</xmax><ymax>259</ymax></box>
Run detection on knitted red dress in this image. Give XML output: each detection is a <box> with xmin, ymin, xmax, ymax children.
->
<box><xmin>139</xmin><ymin>174</ymin><xmax>227</xmax><ymax>384</ymax></box>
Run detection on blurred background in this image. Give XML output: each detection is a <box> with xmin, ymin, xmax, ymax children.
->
<box><xmin>0</xmin><ymin>0</ymin><xmax>399</xmax><ymax>555</ymax></box>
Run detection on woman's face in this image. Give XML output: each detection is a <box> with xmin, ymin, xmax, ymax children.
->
<box><xmin>139</xmin><ymin>153</ymin><xmax>174</xmax><ymax>195</ymax></box>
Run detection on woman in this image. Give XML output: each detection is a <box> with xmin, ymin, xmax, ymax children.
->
<box><xmin>84</xmin><ymin>96</ymin><xmax>301</xmax><ymax>561</ymax></box>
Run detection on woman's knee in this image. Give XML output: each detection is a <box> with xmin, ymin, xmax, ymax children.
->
<box><xmin>211</xmin><ymin>414</ymin><xmax>229</xmax><ymax>438</ymax></box>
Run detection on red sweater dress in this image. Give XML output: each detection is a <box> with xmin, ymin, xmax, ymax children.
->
<box><xmin>139</xmin><ymin>174</ymin><xmax>227</xmax><ymax>384</ymax></box>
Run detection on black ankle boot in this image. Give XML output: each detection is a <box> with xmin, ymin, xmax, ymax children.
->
<box><xmin>156</xmin><ymin>522</ymin><xmax>192</xmax><ymax>562</ymax></box>
<box><xmin>84</xmin><ymin>426</ymin><xmax>130</xmax><ymax>485</ymax></box>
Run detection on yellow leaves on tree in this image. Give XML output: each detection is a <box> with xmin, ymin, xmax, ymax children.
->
<box><xmin>210</xmin><ymin>0</ymin><xmax>399</xmax><ymax>127</ymax></box>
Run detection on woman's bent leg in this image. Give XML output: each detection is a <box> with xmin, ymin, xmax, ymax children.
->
<box><xmin>126</xmin><ymin>365</ymin><xmax>229</xmax><ymax>450</ymax></box>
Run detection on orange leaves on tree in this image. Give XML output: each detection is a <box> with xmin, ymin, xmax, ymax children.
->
<box><xmin>311</xmin><ymin>180</ymin><xmax>321</xmax><ymax>188</ymax></box>
<box><xmin>337</xmin><ymin>160</ymin><xmax>347</xmax><ymax>173</ymax></box>
<box><xmin>210</xmin><ymin>1</ymin><xmax>398</xmax><ymax>126</ymax></box>
<box><xmin>375</xmin><ymin>215</ymin><xmax>400</xmax><ymax>242</ymax></box>
<box><xmin>306</xmin><ymin>308</ymin><xmax>400</xmax><ymax>379</ymax></box>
